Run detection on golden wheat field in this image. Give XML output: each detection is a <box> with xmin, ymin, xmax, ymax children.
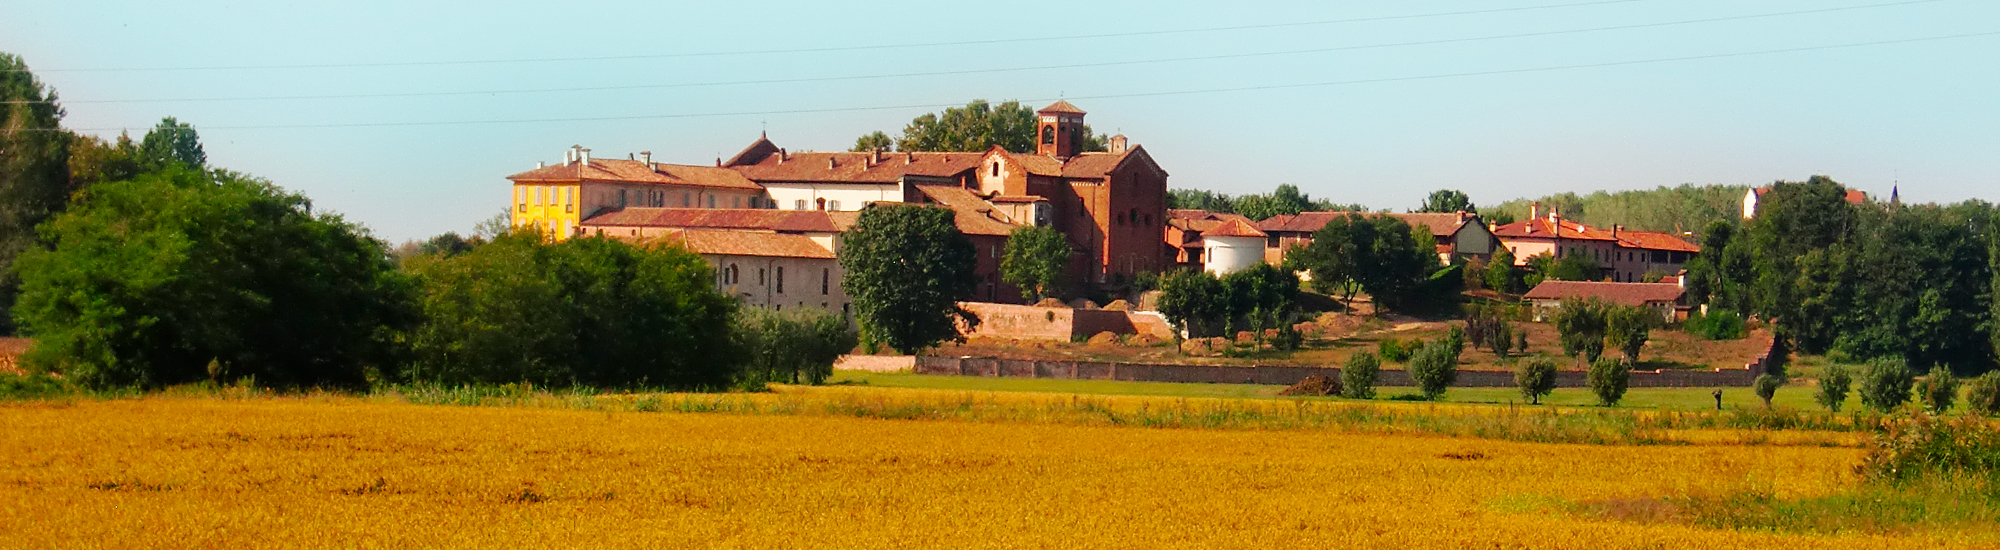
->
<box><xmin>0</xmin><ymin>391</ymin><xmax>1989</xmax><ymax>549</ymax></box>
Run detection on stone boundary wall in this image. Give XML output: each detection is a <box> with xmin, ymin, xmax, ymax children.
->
<box><xmin>956</xmin><ymin>302</ymin><xmax>1176</xmax><ymax>342</ymax></box>
<box><xmin>914</xmin><ymin>355</ymin><xmax>1760</xmax><ymax>388</ymax></box>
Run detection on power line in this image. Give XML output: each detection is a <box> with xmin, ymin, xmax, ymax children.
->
<box><xmin>51</xmin><ymin>30</ymin><xmax>1998</xmax><ymax>133</ymax></box>
<box><xmin>7</xmin><ymin>0</ymin><xmax>1952</xmax><ymax>105</ymax></box>
<box><xmin>13</xmin><ymin>0</ymin><xmax>1950</xmax><ymax>106</ymax></box>
<box><xmin>13</xmin><ymin>0</ymin><xmax>1649</xmax><ymax>73</ymax></box>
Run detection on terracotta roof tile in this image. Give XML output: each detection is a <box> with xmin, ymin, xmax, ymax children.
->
<box><xmin>1255</xmin><ymin>211</ymin><xmax>1474</xmax><ymax>238</ymax></box>
<box><xmin>1205</xmin><ymin>218</ymin><xmax>1267</xmax><ymax>238</ymax></box>
<box><xmin>990</xmin><ymin>195</ymin><xmax>1047</xmax><ymax>204</ymax></box>
<box><xmin>1522</xmin><ymin>281</ymin><xmax>1684</xmax><ymax>307</ymax></box>
<box><xmin>580</xmin><ymin>208</ymin><xmax>837</xmax><ymax>232</ymax></box>
<box><xmin>1613</xmin><ymin>230</ymin><xmax>1700</xmax><ymax>253</ymax></box>
<box><xmin>509</xmin><ymin>159</ymin><xmax>760</xmax><ymax>190</ymax></box>
<box><xmin>913</xmin><ymin>186</ymin><xmax>1025</xmax><ymax>237</ymax></box>
<box><xmin>1491</xmin><ymin>217</ymin><xmax>1617</xmax><ymax>241</ymax></box>
<box><xmin>1060</xmin><ymin>151</ymin><xmax>1129</xmax><ymax>178</ymax></box>
<box><xmin>730</xmin><ymin>150</ymin><xmax>983</xmax><ymax>183</ymax></box>
<box><xmin>1004</xmin><ymin>152</ymin><xmax>1065</xmax><ymax>177</ymax></box>
<box><xmin>1168</xmin><ymin>209</ymin><xmax>1255</xmax><ymax>233</ymax></box>
<box><xmin>658</xmin><ymin>229</ymin><xmax>835</xmax><ymax>259</ymax></box>
<box><xmin>1037</xmin><ymin>100</ymin><xmax>1086</xmax><ymax>114</ymax></box>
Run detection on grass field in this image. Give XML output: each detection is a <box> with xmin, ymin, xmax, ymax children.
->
<box><xmin>830</xmin><ymin>370</ymin><xmax>1827</xmax><ymax>410</ymax></box>
<box><xmin>5</xmin><ymin>394</ymin><xmax>1991</xmax><ymax>549</ymax></box>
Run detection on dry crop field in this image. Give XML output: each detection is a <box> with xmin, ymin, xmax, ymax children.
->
<box><xmin>0</xmin><ymin>389</ymin><xmax>1990</xmax><ymax>549</ymax></box>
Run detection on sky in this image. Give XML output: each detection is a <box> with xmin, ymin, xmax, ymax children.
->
<box><xmin>5</xmin><ymin>0</ymin><xmax>1997</xmax><ymax>242</ymax></box>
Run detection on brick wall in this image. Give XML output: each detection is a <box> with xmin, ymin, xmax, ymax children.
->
<box><xmin>914</xmin><ymin>356</ymin><xmax>1759</xmax><ymax>388</ymax></box>
<box><xmin>957</xmin><ymin>302</ymin><xmax>1177</xmax><ymax>342</ymax></box>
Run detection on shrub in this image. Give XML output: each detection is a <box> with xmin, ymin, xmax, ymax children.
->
<box><xmin>734</xmin><ymin>307</ymin><xmax>858</xmax><ymax>387</ymax></box>
<box><xmin>1859</xmin><ymin>357</ymin><xmax>1916</xmax><ymax>413</ymax></box>
<box><xmin>1965</xmin><ymin>372</ymin><xmax>2000</xmax><ymax>416</ymax></box>
<box><xmin>1513</xmin><ymin>356</ymin><xmax>1557</xmax><ymax>405</ymax></box>
<box><xmin>1683</xmin><ymin>309</ymin><xmax>1747</xmax><ymax>340</ymax></box>
<box><xmin>1340</xmin><ymin>351</ymin><xmax>1380</xmax><ymax>399</ymax></box>
<box><xmin>1855</xmin><ymin>409</ymin><xmax>2000</xmax><ymax>482</ymax></box>
<box><xmin>1916</xmin><ymin>366</ymin><xmax>1960</xmax><ymax>414</ymax></box>
<box><xmin>1377</xmin><ymin>339</ymin><xmax>1412</xmax><ymax>363</ymax></box>
<box><xmin>1586</xmin><ymin>357</ymin><xmax>1630</xmax><ymax>407</ymax></box>
<box><xmin>1754</xmin><ymin>374</ymin><xmax>1784</xmax><ymax>409</ymax></box>
<box><xmin>1815</xmin><ymin>363</ymin><xmax>1853</xmax><ymax>412</ymax></box>
<box><xmin>1407</xmin><ymin>341</ymin><xmax>1459</xmax><ymax>400</ymax></box>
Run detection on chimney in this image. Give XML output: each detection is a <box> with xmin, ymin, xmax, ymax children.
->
<box><xmin>1529</xmin><ymin>201</ymin><xmax>1540</xmax><ymax>221</ymax></box>
<box><xmin>641</xmin><ymin>151</ymin><xmax>652</xmax><ymax>166</ymax></box>
<box><xmin>1487</xmin><ymin>221</ymin><xmax>1497</xmax><ymax>232</ymax></box>
<box><xmin>777</xmin><ymin>148</ymin><xmax>788</xmax><ymax>164</ymax></box>
<box><xmin>715</xmin><ymin>157</ymin><xmax>722</xmax><ymax>167</ymax></box>
<box><xmin>905</xmin><ymin>151</ymin><xmax>915</xmax><ymax>163</ymax></box>
<box><xmin>872</xmin><ymin>149</ymin><xmax>883</xmax><ymax>165</ymax></box>
<box><xmin>580</xmin><ymin>148</ymin><xmax>591</xmax><ymax>167</ymax></box>
<box><xmin>827</xmin><ymin>157</ymin><xmax>836</xmax><ymax>170</ymax></box>
<box><xmin>1612</xmin><ymin>224</ymin><xmax>1622</xmax><ymax>239</ymax></box>
<box><xmin>1109</xmin><ymin>134</ymin><xmax>1128</xmax><ymax>155</ymax></box>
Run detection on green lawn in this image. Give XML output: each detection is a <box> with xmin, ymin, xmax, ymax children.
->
<box><xmin>830</xmin><ymin>370</ymin><xmax>1827</xmax><ymax>411</ymax></box>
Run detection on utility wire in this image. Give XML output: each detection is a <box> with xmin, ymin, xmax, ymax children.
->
<box><xmin>51</xmin><ymin>30</ymin><xmax>1998</xmax><ymax>133</ymax></box>
<box><xmin>13</xmin><ymin>0</ymin><xmax>1951</xmax><ymax>105</ymax></box>
<box><xmin>12</xmin><ymin>0</ymin><xmax>1650</xmax><ymax>73</ymax></box>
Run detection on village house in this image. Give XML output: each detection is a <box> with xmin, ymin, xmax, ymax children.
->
<box><xmin>1163</xmin><ymin>209</ymin><xmax>1257</xmax><ymax>269</ymax></box>
<box><xmin>1490</xmin><ymin>202</ymin><xmax>1701</xmax><ymax>283</ymax></box>
<box><xmin>1522</xmin><ymin>280</ymin><xmax>1687</xmax><ymax>323</ymax></box>
<box><xmin>1254</xmin><ymin>210</ymin><xmax>1497</xmax><ymax>265</ymax></box>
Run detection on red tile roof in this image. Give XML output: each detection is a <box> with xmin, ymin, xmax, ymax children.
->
<box><xmin>1523</xmin><ymin>281</ymin><xmax>1685</xmax><ymax>307</ymax></box>
<box><xmin>1167</xmin><ymin>209</ymin><xmax>1256</xmax><ymax>234</ymax></box>
<box><xmin>508</xmin><ymin>159</ymin><xmax>760</xmax><ymax>190</ymax></box>
<box><xmin>657</xmin><ymin>229</ymin><xmax>834</xmax><ymax>259</ymax></box>
<box><xmin>990</xmin><ymin>195</ymin><xmax>1047</xmax><ymax>204</ymax></box>
<box><xmin>1205</xmin><ymin>218</ymin><xmax>1267</xmax><ymax>238</ymax></box>
<box><xmin>1613</xmin><ymin>229</ymin><xmax>1700</xmax><ymax>253</ymax></box>
<box><xmin>580</xmin><ymin>208</ymin><xmax>836</xmax><ymax>232</ymax></box>
<box><xmin>1002</xmin><ymin>152</ymin><xmax>1066</xmax><ymax>177</ymax></box>
<box><xmin>913</xmin><ymin>186</ymin><xmax>1026</xmax><ymax>237</ymax></box>
<box><xmin>1491</xmin><ymin>217</ymin><xmax>1617</xmax><ymax>241</ymax></box>
<box><xmin>729</xmin><ymin>150</ymin><xmax>983</xmax><ymax>183</ymax></box>
<box><xmin>1037</xmin><ymin>100</ymin><xmax>1086</xmax><ymax>115</ymax></box>
<box><xmin>1060</xmin><ymin>151</ymin><xmax>1130</xmax><ymax>178</ymax></box>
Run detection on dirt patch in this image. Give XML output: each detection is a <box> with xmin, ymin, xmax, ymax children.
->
<box><xmin>0</xmin><ymin>337</ymin><xmax>28</xmax><ymax>375</ymax></box>
<box><xmin>1278</xmin><ymin>374</ymin><xmax>1341</xmax><ymax>396</ymax></box>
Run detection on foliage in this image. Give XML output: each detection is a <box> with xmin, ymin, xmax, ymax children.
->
<box><xmin>1000</xmin><ymin>225</ymin><xmax>1071</xmax><ymax>300</ymax></box>
<box><xmin>65</xmin><ymin>131</ymin><xmax>143</xmax><ymax>189</ymax></box>
<box><xmin>1859</xmin><ymin>357</ymin><xmax>1916</xmax><ymax>413</ymax></box>
<box><xmin>1855</xmin><ymin>409</ymin><xmax>2000</xmax><ymax>482</ymax></box>
<box><xmin>1158</xmin><ymin>264</ymin><xmax>1298</xmax><ymax>340</ymax></box>
<box><xmin>1586</xmin><ymin>357</ymin><xmax>1631</xmax><ymax>406</ymax></box>
<box><xmin>1489</xmin><ymin>184</ymin><xmax>1749</xmax><ymax>236</ymax></box>
<box><xmin>1166</xmin><ymin>184</ymin><xmax>1361</xmax><ymax>221</ymax></box>
<box><xmin>1606</xmin><ymin>305</ymin><xmax>1657</xmax><ymax>364</ymax></box>
<box><xmin>1551</xmin><ymin>298</ymin><xmax>1609</xmax><ymax>364</ymax></box>
<box><xmin>1157</xmin><ymin>269</ymin><xmax>1228</xmax><ymax>339</ymax></box>
<box><xmin>1283</xmin><ymin>213</ymin><xmax>1444</xmax><ymax>312</ymax></box>
<box><xmin>0</xmin><ymin>53</ymin><xmax>72</xmax><ymax>335</ymax></box>
<box><xmin>1682</xmin><ymin>309</ymin><xmax>1746</xmax><ymax>340</ymax></box>
<box><xmin>1513</xmin><ymin>356</ymin><xmax>1557</xmax><ymax>405</ymax></box>
<box><xmin>1815</xmin><ymin>363</ymin><xmax>1853</xmax><ymax>412</ymax></box>
<box><xmin>1484</xmin><ymin>246</ymin><xmax>1520</xmax><ymax>294</ymax></box>
<box><xmin>1377</xmin><ymin>338</ymin><xmax>1413</xmax><ymax>363</ymax></box>
<box><xmin>1340</xmin><ymin>351</ymin><xmax>1380</xmax><ymax>399</ymax></box>
<box><xmin>1753</xmin><ymin>374</ymin><xmax>1784</xmax><ymax>409</ymax></box>
<box><xmin>403</xmin><ymin>232</ymin><xmax>738</xmax><ymax>389</ymax></box>
<box><xmin>14</xmin><ymin>166</ymin><xmax>415</xmax><ymax>389</ymax></box>
<box><xmin>138</xmin><ymin>117</ymin><xmax>205</xmax><ymax>170</ymax></box>
<box><xmin>734</xmin><ymin>307</ymin><xmax>857</xmax><ymax>387</ymax></box>
<box><xmin>838</xmin><ymin>205</ymin><xmax>980</xmax><ymax>354</ymax></box>
<box><xmin>849</xmin><ymin>130</ymin><xmax>893</xmax><ymax>152</ymax></box>
<box><xmin>1464</xmin><ymin>304</ymin><xmax>1515</xmax><ymax>360</ymax></box>
<box><xmin>1407</xmin><ymin>341</ymin><xmax>1460</xmax><ymax>400</ymax></box>
<box><xmin>1966</xmin><ymin>372</ymin><xmax>2000</xmax><ymax>416</ymax></box>
<box><xmin>1533</xmin><ymin>251</ymin><xmax>1601</xmax><ymax>282</ymax></box>
<box><xmin>1916</xmin><ymin>366</ymin><xmax>1960</xmax><ymax>414</ymax></box>
<box><xmin>1418</xmin><ymin>189</ymin><xmax>1476</xmax><ymax>214</ymax></box>
<box><xmin>862</xmin><ymin>99</ymin><xmax>1105</xmax><ymax>154</ymax></box>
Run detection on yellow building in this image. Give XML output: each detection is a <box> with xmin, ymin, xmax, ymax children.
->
<box><xmin>506</xmin><ymin>145</ymin><xmax>769</xmax><ymax>240</ymax></box>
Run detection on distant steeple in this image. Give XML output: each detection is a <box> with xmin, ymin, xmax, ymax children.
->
<box><xmin>1891</xmin><ymin>184</ymin><xmax>1901</xmax><ymax>206</ymax></box>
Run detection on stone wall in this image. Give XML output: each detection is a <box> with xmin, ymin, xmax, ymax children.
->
<box><xmin>914</xmin><ymin>356</ymin><xmax>1759</xmax><ymax>388</ymax></box>
<box><xmin>957</xmin><ymin>302</ymin><xmax>1177</xmax><ymax>342</ymax></box>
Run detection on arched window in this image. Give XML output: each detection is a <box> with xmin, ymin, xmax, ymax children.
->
<box><xmin>991</xmin><ymin>162</ymin><xmax>999</xmax><ymax>177</ymax></box>
<box><xmin>1041</xmin><ymin>126</ymin><xmax>1055</xmax><ymax>145</ymax></box>
<box><xmin>816</xmin><ymin>198</ymin><xmax>826</xmax><ymax>211</ymax></box>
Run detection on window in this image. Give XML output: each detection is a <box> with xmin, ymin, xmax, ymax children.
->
<box><xmin>829</xmin><ymin>200</ymin><xmax>840</xmax><ymax>210</ymax></box>
<box><xmin>796</xmin><ymin>199</ymin><xmax>807</xmax><ymax>210</ymax></box>
<box><xmin>991</xmin><ymin>162</ymin><xmax>999</xmax><ymax>177</ymax></box>
<box><xmin>733</xmin><ymin>196</ymin><xmax>741</xmax><ymax>208</ymax></box>
<box><xmin>1267</xmin><ymin>235</ymin><xmax>1280</xmax><ymax>248</ymax></box>
<box><xmin>536</xmin><ymin>187</ymin><xmax>546</xmax><ymax>205</ymax></box>
<box><xmin>618</xmin><ymin>189</ymin><xmax>627</xmax><ymax>208</ymax></box>
<box><xmin>821</xmin><ymin>268</ymin><xmax>830</xmax><ymax>295</ymax></box>
<box><xmin>816</xmin><ymin>198</ymin><xmax>826</xmax><ymax>211</ymax></box>
<box><xmin>776</xmin><ymin>266</ymin><xmax>785</xmax><ymax>293</ymax></box>
<box><xmin>1040</xmin><ymin>126</ymin><xmax>1054</xmax><ymax>144</ymax></box>
<box><xmin>707</xmin><ymin>195</ymin><xmax>716</xmax><ymax>208</ymax></box>
<box><xmin>758</xmin><ymin>268</ymin><xmax>765</xmax><ymax>286</ymax></box>
<box><xmin>683</xmin><ymin>193</ymin><xmax>691</xmax><ymax>207</ymax></box>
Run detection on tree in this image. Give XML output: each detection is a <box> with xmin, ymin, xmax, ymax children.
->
<box><xmin>14</xmin><ymin>166</ymin><xmax>415</xmax><ymax>389</ymax></box>
<box><xmin>1916</xmin><ymin>366</ymin><xmax>1960</xmax><ymax>413</ymax></box>
<box><xmin>66</xmin><ymin>131</ymin><xmax>142</xmax><ymax>189</ymax></box>
<box><xmin>1513</xmin><ymin>356</ymin><xmax>1557</xmax><ymax>404</ymax></box>
<box><xmin>866</xmin><ymin>100</ymin><xmax>1106</xmax><ymax>154</ymax></box>
<box><xmin>1815</xmin><ymin>363</ymin><xmax>1853</xmax><ymax>412</ymax></box>
<box><xmin>1157</xmin><ymin>269</ymin><xmax>1228</xmax><ymax>340</ymax></box>
<box><xmin>1859</xmin><ymin>356</ymin><xmax>1916</xmax><ymax>413</ymax></box>
<box><xmin>1419</xmin><ymin>189</ymin><xmax>1476</xmax><ymax>214</ymax></box>
<box><xmin>1285</xmin><ymin>213</ymin><xmax>1441</xmax><ymax>313</ymax></box>
<box><xmin>139</xmin><ymin>117</ymin><xmax>205</xmax><ymax>170</ymax></box>
<box><xmin>1551</xmin><ymin>298</ymin><xmax>1609</xmax><ymax>365</ymax></box>
<box><xmin>1606</xmin><ymin>305</ymin><xmax>1657</xmax><ymax>364</ymax></box>
<box><xmin>734</xmin><ymin>307</ymin><xmax>857</xmax><ymax>386</ymax></box>
<box><xmin>850</xmin><ymin>131</ymin><xmax>894</xmax><ymax>152</ymax></box>
<box><xmin>1488</xmin><ymin>184</ymin><xmax>1747</xmax><ymax>236</ymax></box>
<box><xmin>1586</xmin><ymin>357</ymin><xmax>1631</xmax><ymax>406</ymax></box>
<box><xmin>1341</xmin><ymin>351</ymin><xmax>1380</xmax><ymax>399</ymax></box>
<box><xmin>403</xmin><ymin>232</ymin><xmax>738</xmax><ymax>389</ymax></box>
<box><xmin>1966</xmin><ymin>372</ymin><xmax>2000</xmax><ymax>416</ymax></box>
<box><xmin>1754</xmin><ymin>374</ymin><xmax>1784</xmax><ymax>408</ymax></box>
<box><xmin>1</xmin><ymin>53</ymin><xmax>73</xmax><ymax>335</ymax></box>
<box><xmin>1485</xmin><ymin>247</ymin><xmax>1519</xmax><ymax>294</ymax></box>
<box><xmin>1000</xmin><ymin>225</ymin><xmax>1072</xmax><ymax>301</ymax></box>
<box><xmin>1407</xmin><ymin>341</ymin><xmax>1459</xmax><ymax>400</ymax></box>
<box><xmin>839</xmin><ymin>205</ymin><xmax>979</xmax><ymax>353</ymax></box>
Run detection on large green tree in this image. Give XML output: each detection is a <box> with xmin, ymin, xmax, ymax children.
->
<box><xmin>839</xmin><ymin>205</ymin><xmax>980</xmax><ymax>353</ymax></box>
<box><xmin>859</xmin><ymin>100</ymin><xmax>1106</xmax><ymax>153</ymax></box>
<box><xmin>1285</xmin><ymin>213</ymin><xmax>1442</xmax><ymax>312</ymax></box>
<box><xmin>138</xmin><ymin>117</ymin><xmax>205</xmax><ymax>170</ymax></box>
<box><xmin>0</xmin><ymin>53</ymin><xmax>73</xmax><ymax>334</ymax></box>
<box><xmin>13</xmin><ymin>166</ymin><xmax>415</xmax><ymax>389</ymax></box>
<box><xmin>1418</xmin><ymin>189</ymin><xmax>1477</xmax><ymax>213</ymax></box>
<box><xmin>402</xmin><ymin>232</ymin><xmax>739</xmax><ymax>388</ymax></box>
<box><xmin>1000</xmin><ymin>225</ymin><xmax>1072</xmax><ymax>301</ymax></box>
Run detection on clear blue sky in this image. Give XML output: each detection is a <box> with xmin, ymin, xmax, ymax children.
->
<box><xmin>6</xmin><ymin>0</ymin><xmax>1997</xmax><ymax>242</ymax></box>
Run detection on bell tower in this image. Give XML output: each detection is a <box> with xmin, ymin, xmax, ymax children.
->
<box><xmin>1035</xmin><ymin>100</ymin><xmax>1086</xmax><ymax>159</ymax></box>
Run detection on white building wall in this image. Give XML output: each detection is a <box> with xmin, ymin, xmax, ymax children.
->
<box><xmin>706</xmin><ymin>254</ymin><xmax>852</xmax><ymax>319</ymax></box>
<box><xmin>761</xmin><ymin>182</ymin><xmax>903</xmax><ymax>211</ymax></box>
<box><xmin>1203</xmin><ymin>235</ymin><xmax>1265</xmax><ymax>275</ymax></box>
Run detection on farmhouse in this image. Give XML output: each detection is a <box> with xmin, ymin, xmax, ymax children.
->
<box><xmin>1492</xmin><ymin>202</ymin><xmax>1701</xmax><ymax>282</ymax></box>
<box><xmin>1522</xmin><ymin>280</ymin><xmax>1686</xmax><ymax>323</ymax></box>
